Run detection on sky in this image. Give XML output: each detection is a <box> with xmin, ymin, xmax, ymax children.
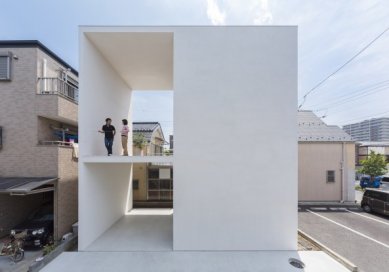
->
<box><xmin>1</xmin><ymin>0</ymin><xmax>389</xmax><ymax>137</ymax></box>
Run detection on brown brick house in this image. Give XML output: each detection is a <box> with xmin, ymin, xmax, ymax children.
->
<box><xmin>0</xmin><ymin>41</ymin><xmax>78</xmax><ymax>241</ymax></box>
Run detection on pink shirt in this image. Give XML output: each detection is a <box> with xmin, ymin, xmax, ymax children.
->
<box><xmin>121</xmin><ymin>125</ymin><xmax>129</xmax><ymax>136</ymax></box>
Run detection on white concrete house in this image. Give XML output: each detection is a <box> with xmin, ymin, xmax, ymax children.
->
<box><xmin>78</xmin><ymin>26</ymin><xmax>298</xmax><ymax>252</ymax></box>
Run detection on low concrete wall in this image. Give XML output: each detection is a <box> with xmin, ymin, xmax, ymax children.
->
<box><xmin>28</xmin><ymin>234</ymin><xmax>77</xmax><ymax>272</ymax></box>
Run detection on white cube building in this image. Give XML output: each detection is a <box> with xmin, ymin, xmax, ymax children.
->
<box><xmin>78</xmin><ymin>26</ymin><xmax>297</xmax><ymax>251</ymax></box>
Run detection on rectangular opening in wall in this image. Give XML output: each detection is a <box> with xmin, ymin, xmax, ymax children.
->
<box><xmin>80</xmin><ymin>30</ymin><xmax>174</xmax><ymax>251</ymax></box>
<box><xmin>85</xmin><ymin>162</ymin><xmax>174</xmax><ymax>252</ymax></box>
<box><xmin>131</xmin><ymin>91</ymin><xmax>173</xmax><ymax>157</ymax></box>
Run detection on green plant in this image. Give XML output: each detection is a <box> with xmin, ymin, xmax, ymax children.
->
<box><xmin>163</xmin><ymin>149</ymin><xmax>173</xmax><ymax>156</ymax></box>
<box><xmin>357</xmin><ymin>151</ymin><xmax>388</xmax><ymax>180</ymax></box>
<box><xmin>133</xmin><ymin>133</ymin><xmax>147</xmax><ymax>149</ymax></box>
<box><xmin>43</xmin><ymin>243</ymin><xmax>56</xmax><ymax>256</ymax></box>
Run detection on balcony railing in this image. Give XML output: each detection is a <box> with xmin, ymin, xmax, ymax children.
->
<box><xmin>38</xmin><ymin>77</ymin><xmax>79</xmax><ymax>104</ymax></box>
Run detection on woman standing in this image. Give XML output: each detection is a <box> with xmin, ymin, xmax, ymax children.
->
<box><xmin>121</xmin><ymin>119</ymin><xmax>129</xmax><ymax>156</ymax></box>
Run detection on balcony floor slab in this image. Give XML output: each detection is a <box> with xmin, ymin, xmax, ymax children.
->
<box><xmin>82</xmin><ymin>155</ymin><xmax>173</xmax><ymax>164</ymax></box>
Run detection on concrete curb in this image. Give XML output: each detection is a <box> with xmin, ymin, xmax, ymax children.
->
<box><xmin>28</xmin><ymin>234</ymin><xmax>77</xmax><ymax>272</ymax></box>
<box><xmin>298</xmin><ymin>202</ymin><xmax>358</xmax><ymax>207</ymax></box>
<box><xmin>298</xmin><ymin>229</ymin><xmax>358</xmax><ymax>272</ymax></box>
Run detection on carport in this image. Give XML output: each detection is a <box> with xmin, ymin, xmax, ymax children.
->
<box><xmin>0</xmin><ymin>177</ymin><xmax>57</xmax><ymax>239</ymax></box>
<box><xmin>0</xmin><ymin>177</ymin><xmax>57</xmax><ymax>196</ymax></box>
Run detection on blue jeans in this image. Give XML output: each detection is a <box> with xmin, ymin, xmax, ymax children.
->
<box><xmin>104</xmin><ymin>138</ymin><xmax>113</xmax><ymax>155</ymax></box>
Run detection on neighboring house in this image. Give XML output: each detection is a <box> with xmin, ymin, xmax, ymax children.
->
<box><xmin>298</xmin><ymin>111</ymin><xmax>355</xmax><ymax>202</ymax></box>
<box><xmin>356</xmin><ymin>141</ymin><xmax>389</xmax><ymax>164</ymax></box>
<box><xmin>343</xmin><ymin>117</ymin><xmax>389</xmax><ymax>142</ymax></box>
<box><xmin>355</xmin><ymin>142</ymin><xmax>389</xmax><ymax>174</ymax></box>
<box><xmin>132</xmin><ymin>122</ymin><xmax>172</xmax><ymax>207</ymax></box>
<box><xmin>0</xmin><ymin>41</ymin><xmax>78</xmax><ymax>241</ymax></box>
<box><xmin>132</xmin><ymin>122</ymin><xmax>166</xmax><ymax>156</ymax></box>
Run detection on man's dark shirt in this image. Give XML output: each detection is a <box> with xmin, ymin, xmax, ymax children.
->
<box><xmin>102</xmin><ymin>125</ymin><xmax>116</xmax><ymax>139</ymax></box>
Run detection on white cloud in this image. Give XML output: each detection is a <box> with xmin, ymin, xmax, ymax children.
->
<box><xmin>252</xmin><ymin>0</ymin><xmax>273</xmax><ymax>24</ymax></box>
<box><xmin>204</xmin><ymin>0</ymin><xmax>273</xmax><ymax>25</ymax></box>
<box><xmin>206</xmin><ymin>0</ymin><xmax>226</xmax><ymax>25</ymax></box>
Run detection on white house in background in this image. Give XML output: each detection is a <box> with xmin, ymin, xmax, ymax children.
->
<box><xmin>298</xmin><ymin>111</ymin><xmax>355</xmax><ymax>202</ymax></box>
<box><xmin>78</xmin><ymin>26</ymin><xmax>297</xmax><ymax>251</ymax></box>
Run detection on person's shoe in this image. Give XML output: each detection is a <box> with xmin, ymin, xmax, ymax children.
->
<box><xmin>108</xmin><ymin>154</ymin><xmax>112</xmax><ymax>156</ymax></box>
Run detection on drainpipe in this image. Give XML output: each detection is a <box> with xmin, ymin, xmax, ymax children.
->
<box><xmin>340</xmin><ymin>142</ymin><xmax>346</xmax><ymax>203</ymax></box>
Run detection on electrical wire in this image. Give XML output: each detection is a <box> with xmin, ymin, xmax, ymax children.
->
<box><xmin>308</xmin><ymin>79</ymin><xmax>389</xmax><ymax>108</ymax></box>
<box><xmin>337</xmin><ymin>109</ymin><xmax>389</xmax><ymax>125</ymax></box>
<box><xmin>298</xmin><ymin>26</ymin><xmax>389</xmax><ymax>109</ymax></box>
<box><xmin>314</xmin><ymin>84</ymin><xmax>389</xmax><ymax>112</ymax></box>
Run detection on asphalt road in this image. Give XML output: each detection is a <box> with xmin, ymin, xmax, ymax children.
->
<box><xmin>299</xmin><ymin>205</ymin><xmax>389</xmax><ymax>272</ymax></box>
<box><xmin>0</xmin><ymin>248</ymin><xmax>42</xmax><ymax>272</ymax></box>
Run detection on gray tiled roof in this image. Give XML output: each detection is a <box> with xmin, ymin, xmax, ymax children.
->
<box><xmin>132</xmin><ymin>122</ymin><xmax>163</xmax><ymax>142</ymax></box>
<box><xmin>133</xmin><ymin>122</ymin><xmax>160</xmax><ymax>132</ymax></box>
<box><xmin>298</xmin><ymin>111</ymin><xmax>353</xmax><ymax>142</ymax></box>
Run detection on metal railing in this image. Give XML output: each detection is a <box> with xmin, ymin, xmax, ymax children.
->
<box><xmin>38</xmin><ymin>140</ymin><xmax>73</xmax><ymax>147</ymax></box>
<box><xmin>37</xmin><ymin>77</ymin><xmax>78</xmax><ymax>104</ymax></box>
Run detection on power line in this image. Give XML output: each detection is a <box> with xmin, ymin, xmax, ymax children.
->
<box><xmin>309</xmin><ymin>79</ymin><xmax>389</xmax><ymax>108</ymax></box>
<box><xmin>314</xmin><ymin>84</ymin><xmax>389</xmax><ymax>112</ymax></box>
<box><xmin>298</xmin><ymin>26</ymin><xmax>389</xmax><ymax>109</ymax></box>
<box><xmin>337</xmin><ymin>109</ymin><xmax>389</xmax><ymax>125</ymax></box>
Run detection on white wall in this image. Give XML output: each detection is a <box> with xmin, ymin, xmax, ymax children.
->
<box><xmin>79</xmin><ymin>26</ymin><xmax>298</xmax><ymax>251</ymax></box>
<box><xmin>78</xmin><ymin>164</ymin><xmax>132</xmax><ymax>250</ymax></box>
<box><xmin>78</xmin><ymin>33</ymin><xmax>133</xmax><ymax>250</ymax></box>
<box><xmin>79</xmin><ymin>33</ymin><xmax>132</xmax><ymax>157</ymax></box>
<box><xmin>173</xmin><ymin>27</ymin><xmax>297</xmax><ymax>250</ymax></box>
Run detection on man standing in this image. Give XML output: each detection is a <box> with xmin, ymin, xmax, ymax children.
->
<box><xmin>99</xmin><ymin>118</ymin><xmax>116</xmax><ymax>156</ymax></box>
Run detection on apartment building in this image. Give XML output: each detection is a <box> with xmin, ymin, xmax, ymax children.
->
<box><xmin>299</xmin><ymin>111</ymin><xmax>355</xmax><ymax>202</ymax></box>
<box><xmin>343</xmin><ymin>117</ymin><xmax>389</xmax><ymax>142</ymax></box>
<box><xmin>0</xmin><ymin>41</ymin><xmax>78</xmax><ymax>240</ymax></box>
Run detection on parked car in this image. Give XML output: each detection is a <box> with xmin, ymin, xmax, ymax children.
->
<box><xmin>361</xmin><ymin>189</ymin><xmax>389</xmax><ymax>216</ymax></box>
<box><xmin>360</xmin><ymin>176</ymin><xmax>383</xmax><ymax>189</ymax></box>
<box><xmin>11</xmin><ymin>204</ymin><xmax>54</xmax><ymax>247</ymax></box>
<box><xmin>381</xmin><ymin>176</ymin><xmax>389</xmax><ymax>183</ymax></box>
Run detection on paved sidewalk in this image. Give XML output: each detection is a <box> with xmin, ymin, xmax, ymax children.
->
<box><xmin>41</xmin><ymin>251</ymin><xmax>349</xmax><ymax>272</ymax></box>
<box><xmin>0</xmin><ymin>249</ymin><xmax>42</xmax><ymax>272</ymax></box>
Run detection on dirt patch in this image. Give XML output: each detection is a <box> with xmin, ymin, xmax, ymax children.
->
<box><xmin>298</xmin><ymin>233</ymin><xmax>320</xmax><ymax>251</ymax></box>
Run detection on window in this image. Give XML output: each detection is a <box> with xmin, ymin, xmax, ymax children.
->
<box><xmin>326</xmin><ymin>170</ymin><xmax>335</xmax><ymax>183</ymax></box>
<box><xmin>147</xmin><ymin>167</ymin><xmax>173</xmax><ymax>201</ymax></box>
<box><xmin>148</xmin><ymin>168</ymin><xmax>159</xmax><ymax>179</ymax></box>
<box><xmin>370</xmin><ymin>191</ymin><xmax>387</xmax><ymax>201</ymax></box>
<box><xmin>0</xmin><ymin>52</ymin><xmax>12</xmax><ymax>81</ymax></box>
<box><xmin>133</xmin><ymin>179</ymin><xmax>139</xmax><ymax>190</ymax></box>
